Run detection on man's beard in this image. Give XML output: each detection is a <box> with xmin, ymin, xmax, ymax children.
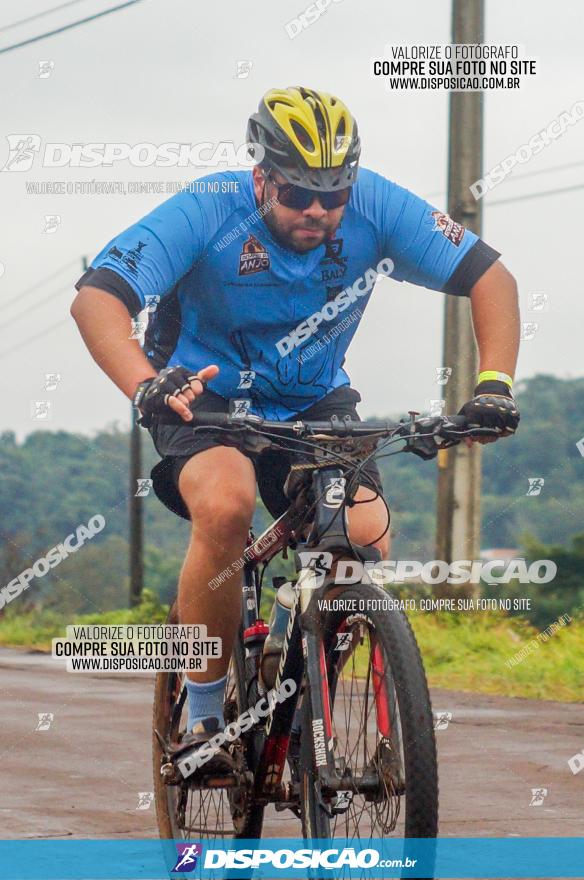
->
<box><xmin>262</xmin><ymin>210</ymin><xmax>327</xmax><ymax>253</ymax></box>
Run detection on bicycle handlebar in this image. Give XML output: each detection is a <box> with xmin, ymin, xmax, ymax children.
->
<box><xmin>142</xmin><ymin>408</ymin><xmax>499</xmax><ymax>460</ymax></box>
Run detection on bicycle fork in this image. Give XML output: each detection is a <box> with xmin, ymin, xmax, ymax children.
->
<box><xmin>251</xmin><ymin>563</ymin><xmax>333</xmax><ymax>802</ymax></box>
<box><xmin>255</xmin><ymin>465</ymin><xmax>392</xmax><ymax>805</ymax></box>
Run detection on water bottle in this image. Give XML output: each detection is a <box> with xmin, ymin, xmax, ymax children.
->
<box><xmin>260</xmin><ymin>578</ymin><xmax>296</xmax><ymax>690</ymax></box>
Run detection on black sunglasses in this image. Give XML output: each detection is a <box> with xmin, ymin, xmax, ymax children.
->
<box><xmin>264</xmin><ymin>170</ymin><xmax>351</xmax><ymax>211</ymax></box>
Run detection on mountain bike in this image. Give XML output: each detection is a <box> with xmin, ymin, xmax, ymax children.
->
<box><xmin>152</xmin><ymin>407</ymin><xmax>495</xmax><ymax>853</ymax></box>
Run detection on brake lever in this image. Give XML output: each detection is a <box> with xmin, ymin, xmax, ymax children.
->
<box><xmin>397</xmin><ymin>411</ymin><xmax>443</xmax><ymax>460</ymax></box>
<box><xmin>397</xmin><ymin>412</ymin><xmax>497</xmax><ymax>460</ymax></box>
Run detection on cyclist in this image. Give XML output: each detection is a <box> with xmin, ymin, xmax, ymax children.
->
<box><xmin>71</xmin><ymin>86</ymin><xmax>519</xmax><ymax>773</ymax></box>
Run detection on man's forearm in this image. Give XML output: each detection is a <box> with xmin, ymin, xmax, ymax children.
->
<box><xmin>470</xmin><ymin>259</ymin><xmax>520</xmax><ymax>380</ymax></box>
<box><xmin>70</xmin><ymin>286</ymin><xmax>156</xmax><ymax>399</ymax></box>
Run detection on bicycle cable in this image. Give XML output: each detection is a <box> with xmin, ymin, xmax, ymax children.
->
<box><xmin>239</xmin><ymin>421</ymin><xmax>419</xmax><ymax>552</ymax></box>
<box><xmin>181</xmin><ymin>419</ymin><xmax>454</xmax><ymax>558</ymax></box>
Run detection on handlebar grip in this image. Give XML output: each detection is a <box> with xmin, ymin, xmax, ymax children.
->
<box><xmin>441</xmin><ymin>414</ymin><xmax>500</xmax><ymax>438</ymax></box>
<box><xmin>143</xmin><ymin>410</ymin><xmax>236</xmax><ymax>428</ymax></box>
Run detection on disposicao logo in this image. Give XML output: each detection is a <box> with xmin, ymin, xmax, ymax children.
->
<box><xmin>171</xmin><ymin>843</ymin><xmax>202</xmax><ymax>872</ymax></box>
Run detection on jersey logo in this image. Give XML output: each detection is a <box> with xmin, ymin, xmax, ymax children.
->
<box><xmin>431</xmin><ymin>211</ymin><xmax>465</xmax><ymax>247</ymax></box>
<box><xmin>320</xmin><ymin>237</ymin><xmax>347</xmax><ymax>282</ymax></box>
<box><xmin>322</xmin><ymin>238</ymin><xmax>346</xmax><ymax>265</ymax></box>
<box><xmin>106</xmin><ymin>240</ymin><xmax>147</xmax><ymax>275</ymax></box>
<box><xmin>238</xmin><ymin>234</ymin><xmax>270</xmax><ymax>275</ymax></box>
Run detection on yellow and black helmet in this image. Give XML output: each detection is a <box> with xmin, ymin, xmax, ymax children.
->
<box><xmin>247</xmin><ymin>86</ymin><xmax>360</xmax><ymax>191</ymax></box>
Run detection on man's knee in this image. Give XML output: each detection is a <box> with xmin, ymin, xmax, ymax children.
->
<box><xmin>178</xmin><ymin>448</ymin><xmax>256</xmax><ymax>541</ymax></box>
<box><xmin>192</xmin><ymin>495</ymin><xmax>255</xmax><ymax>542</ymax></box>
<box><xmin>183</xmin><ymin>488</ymin><xmax>256</xmax><ymax>538</ymax></box>
<box><xmin>348</xmin><ymin>486</ymin><xmax>390</xmax><ymax>559</ymax></box>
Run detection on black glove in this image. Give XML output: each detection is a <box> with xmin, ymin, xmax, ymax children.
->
<box><xmin>133</xmin><ymin>366</ymin><xmax>205</xmax><ymax>426</ymax></box>
<box><xmin>458</xmin><ymin>379</ymin><xmax>520</xmax><ymax>436</ymax></box>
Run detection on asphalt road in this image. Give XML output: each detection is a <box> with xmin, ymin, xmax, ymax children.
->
<box><xmin>0</xmin><ymin>647</ymin><xmax>582</xmax><ymax>840</ymax></box>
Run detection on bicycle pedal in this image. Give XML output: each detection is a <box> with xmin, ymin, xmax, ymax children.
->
<box><xmin>160</xmin><ymin>762</ymin><xmax>182</xmax><ymax>785</ymax></box>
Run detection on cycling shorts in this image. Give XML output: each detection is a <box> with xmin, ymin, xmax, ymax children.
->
<box><xmin>148</xmin><ymin>385</ymin><xmax>384</xmax><ymax>521</ymax></box>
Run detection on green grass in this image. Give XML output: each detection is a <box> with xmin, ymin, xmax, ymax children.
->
<box><xmin>333</xmin><ymin>610</ymin><xmax>582</xmax><ymax>703</ymax></box>
<box><xmin>0</xmin><ymin>594</ymin><xmax>581</xmax><ymax>702</ymax></box>
<box><xmin>0</xmin><ymin>590</ymin><xmax>169</xmax><ymax>652</ymax></box>
<box><xmin>409</xmin><ymin>610</ymin><xmax>583</xmax><ymax>702</ymax></box>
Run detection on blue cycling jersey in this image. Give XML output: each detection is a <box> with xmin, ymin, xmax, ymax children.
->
<box><xmin>81</xmin><ymin>168</ymin><xmax>498</xmax><ymax>420</ymax></box>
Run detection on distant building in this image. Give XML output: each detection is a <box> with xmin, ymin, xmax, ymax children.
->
<box><xmin>480</xmin><ymin>548</ymin><xmax>521</xmax><ymax>562</ymax></box>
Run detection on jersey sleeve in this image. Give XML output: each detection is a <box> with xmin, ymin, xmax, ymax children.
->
<box><xmin>354</xmin><ymin>168</ymin><xmax>500</xmax><ymax>296</ymax></box>
<box><xmin>75</xmin><ymin>188</ymin><xmax>208</xmax><ymax>315</ymax></box>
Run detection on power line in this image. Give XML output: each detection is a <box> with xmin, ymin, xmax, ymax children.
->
<box><xmin>424</xmin><ymin>189</ymin><xmax>444</xmax><ymax>201</ymax></box>
<box><xmin>0</xmin><ymin>317</ymin><xmax>69</xmax><ymax>360</ymax></box>
<box><xmin>487</xmin><ymin>180</ymin><xmax>584</xmax><ymax>206</ymax></box>
<box><xmin>494</xmin><ymin>158</ymin><xmax>584</xmax><ymax>184</ymax></box>
<box><xmin>3</xmin><ymin>259</ymin><xmax>79</xmax><ymax>309</ymax></box>
<box><xmin>0</xmin><ymin>0</ymin><xmax>90</xmax><ymax>34</ymax></box>
<box><xmin>3</xmin><ymin>284</ymin><xmax>71</xmax><ymax>329</ymax></box>
<box><xmin>0</xmin><ymin>0</ymin><xmax>144</xmax><ymax>55</ymax></box>
<box><xmin>423</xmin><ymin>158</ymin><xmax>584</xmax><ymax>204</ymax></box>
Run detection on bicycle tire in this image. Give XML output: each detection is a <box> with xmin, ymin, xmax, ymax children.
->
<box><xmin>299</xmin><ymin>582</ymin><xmax>438</xmax><ymax>841</ymax></box>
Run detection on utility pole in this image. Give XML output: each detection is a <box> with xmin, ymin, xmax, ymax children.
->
<box><xmin>129</xmin><ymin>405</ymin><xmax>143</xmax><ymax>607</ymax></box>
<box><xmin>435</xmin><ymin>0</ymin><xmax>485</xmax><ymax>594</ymax></box>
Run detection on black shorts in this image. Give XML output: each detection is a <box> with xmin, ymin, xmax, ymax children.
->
<box><xmin>148</xmin><ymin>385</ymin><xmax>384</xmax><ymax>521</ymax></box>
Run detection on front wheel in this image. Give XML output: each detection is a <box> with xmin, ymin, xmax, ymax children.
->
<box><xmin>299</xmin><ymin>583</ymin><xmax>438</xmax><ymax>841</ymax></box>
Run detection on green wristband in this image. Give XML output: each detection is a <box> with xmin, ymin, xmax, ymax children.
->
<box><xmin>477</xmin><ymin>370</ymin><xmax>513</xmax><ymax>389</ymax></box>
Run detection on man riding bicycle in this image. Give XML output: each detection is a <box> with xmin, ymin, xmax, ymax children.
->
<box><xmin>71</xmin><ymin>85</ymin><xmax>519</xmax><ymax>776</ymax></box>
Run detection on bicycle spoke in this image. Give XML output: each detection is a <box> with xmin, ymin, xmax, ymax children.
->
<box><xmin>324</xmin><ymin>618</ymin><xmax>403</xmax><ymax>838</ymax></box>
<box><xmin>155</xmin><ymin>613</ymin><xmax>264</xmax><ymax>846</ymax></box>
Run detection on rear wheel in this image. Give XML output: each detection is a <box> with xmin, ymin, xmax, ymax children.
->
<box><xmin>152</xmin><ymin>601</ymin><xmax>264</xmax><ymax>842</ymax></box>
<box><xmin>299</xmin><ymin>583</ymin><xmax>438</xmax><ymax>842</ymax></box>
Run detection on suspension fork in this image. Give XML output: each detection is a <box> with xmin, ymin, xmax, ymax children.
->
<box><xmin>295</xmin><ymin>464</ymin><xmax>387</xmax><ymax>792</ymax></box>
<box><xmin>252</xmin><ymin>566</ymin><xmax>338</xmax><ymax>798</ymax></box>
<box><xmin>296</xmin><ymin>566</ymin><xmax>341</xmax><ymax>791</ymax></box>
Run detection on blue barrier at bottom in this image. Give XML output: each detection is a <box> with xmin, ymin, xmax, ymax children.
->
<box><xmin>0</xmin><ymin>837</ymin><xmax>582</xmax><ymax>879</ymax></box>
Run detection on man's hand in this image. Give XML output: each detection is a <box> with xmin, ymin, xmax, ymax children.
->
<box><xmin>134</xmin><ymin>364</ymin><xmax>219</xmax><ymax>424</ymax></box>
<box><xmin>458</xmin><ymin>379</ymin><xmax>520</xmax><ymax>448</ymax></box>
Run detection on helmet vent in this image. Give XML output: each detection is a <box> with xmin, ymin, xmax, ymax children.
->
<box><xmin>334</xmin><ymin>117</ymin><xmax>346</xmax><ymax>150</ymax></box>
<box><xmin>290</xmin><ymin>120</ymin><xmax>315</xmax><ymax>152</ymax></box>
<box><xmin>265</xmin><ymin>128</ymin><xmax>284</xmax><ymax>148</ymax></box>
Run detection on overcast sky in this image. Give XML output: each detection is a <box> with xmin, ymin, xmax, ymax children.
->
<box><xmin>1</xmin><ymin>0</ymin><xmax>583</xmax><ymax>439</ymax></box>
